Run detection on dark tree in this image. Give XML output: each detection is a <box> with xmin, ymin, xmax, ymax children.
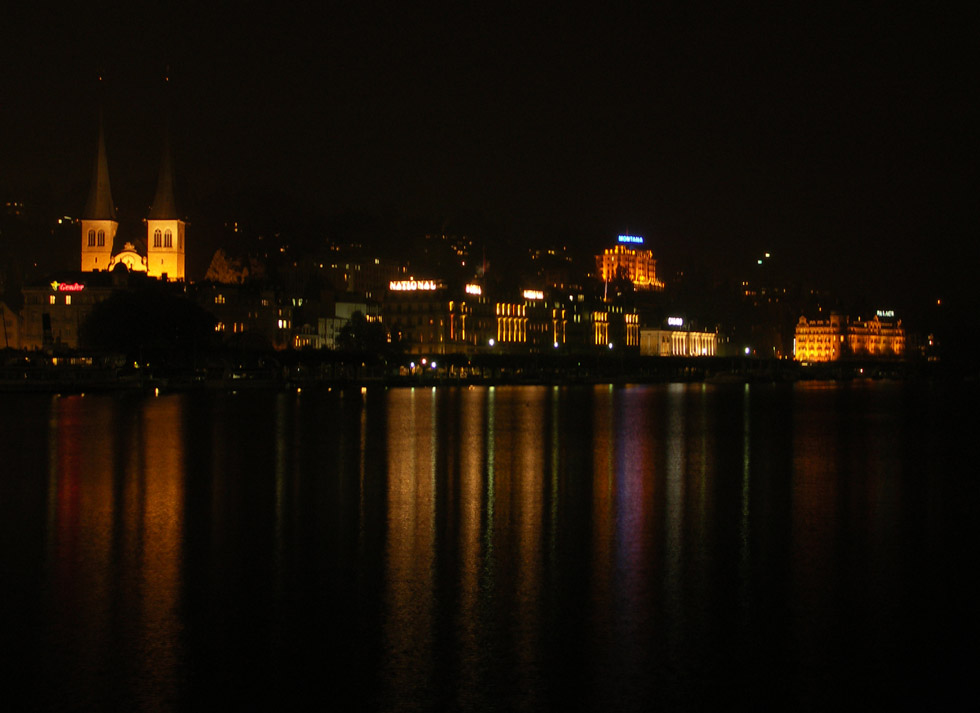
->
<box><xmin>336</xmin><ymin>311</ymin><xmax>388</xmax><ymax>353</ymax></box>
<box><xmin>80</xmin><ymin>285</ymin><xmax>217</xmax><ymax>363</ymax></box>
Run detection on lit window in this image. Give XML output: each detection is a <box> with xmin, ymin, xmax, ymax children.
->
<box><xmin>87</xmin><ymin>230</ymin><xmax>96</xmax><ymax>246</ymax></box>
<box><xmin>49</xmin><ymin>295</ymin><xmax>56</xmax><ymax>305</ymax></box>
<box><xmin>164</xmin><ymin>230</ymin><xmax>172</xmax><ymax>248</ymax></box>
<box><xmin>97</xmin><ymin>230</ymin><xmax>105</xmax><ymax>246</ymax></box>
<box><xmin>153</xmin><ymin>229</ymin><xmax>162</xmax><ymax>247</ymax></box>
<box><xmin>65</xmin><ymin>295</ymin><xmax>71</xmax><ymax>305</ymax></box>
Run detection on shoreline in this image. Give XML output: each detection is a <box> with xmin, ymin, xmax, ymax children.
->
<box><xmin>0</xmin><ymin>356</ymin><xmax>954</xmax><ymax>394</ymax></box>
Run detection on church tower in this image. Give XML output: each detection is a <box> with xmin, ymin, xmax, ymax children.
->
<box><xmin>145</xmin><ymin>131</ymin><xmax>185</xmax><ymax>280</ymax></box>
<box><xmin>80</xmin><ymin>115</ymin><xmax>118</xmax><ymax>272</ymax></box>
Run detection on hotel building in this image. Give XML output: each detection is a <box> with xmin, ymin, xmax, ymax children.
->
<box><xmin>381</xmin><ymin>281</ymin><xmax>640</xmax><ymax>355</ymax></box>
<box><xmin>640</xmin><ymin>317</ymin><xmax>718</xmax><ymax>357</ymax></box>
<box><xmin>595</xmin><ymin>235</ymin><xmax>664</xmax><ymax>291</ymax></box>
<box><xmin>794</xmin><ymin>312</ymin><xmax>905</xmax><ymax>362</ymax></box>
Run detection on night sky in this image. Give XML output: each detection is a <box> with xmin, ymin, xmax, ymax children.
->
<box><xmin>1</xmin><ymin>3</ymin><xmax>975</xmax><ymax>308</ymax></box>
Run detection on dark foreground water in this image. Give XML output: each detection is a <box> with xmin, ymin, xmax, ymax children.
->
<box><xmin>1</xmin><ymin>382</ymin><xmax>976</xmax><ymax>711</ymax></box>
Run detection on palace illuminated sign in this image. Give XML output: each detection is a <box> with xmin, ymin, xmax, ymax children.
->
<box><xmin>389</xmin><ymin>279</ymin><xmax>438</xmax><ymax>291</ymax></box>
<box><xmin>50</xmin><ymin>281</ymin><xmax>85</xmax><ymax>292</ymax></box>
<box><xmin>522</xmin><ymin>289</ymin><xmax>544</xmax><ymax>300</ymax></box>
<box><xmin>667</xmin><ymin>317</ymin><xmax>684</xmax><ymax>327</ymax></box>
<box><xmin>465</xmin><ymin>284</ymin><xmax>482</xmax><ymax>296</ymax></box>
<box><xmin>876</xmin><ymin>310</ymin><xmax>895</xmax><ymax>318</ymax></box>
<box><xmin>617</xmin><ymin>235</ymin><xmax>644</xmax><ymax>245</ymax></box>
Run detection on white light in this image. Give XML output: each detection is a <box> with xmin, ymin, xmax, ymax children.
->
<box><xmin>522</xmin><ymin>289</ymin><xmax>544</xmax><ymax>300</ymax></box>
<box><xmin>465</xmin><ymin>284</ymin><xmax>482</xmax><ymax>295</ymax></box>
<box><xmin>608</xmin><ymin>343</ymin><xmax>613</xmax><ymax>349</ymax></box>
<box><xmin>409</xmin><ymin>362</ymin><xmax>415</xmax><ymax>369</ymax></box>
<box><xmin>667</xmin><ymin>316</ymin><xmax>683</xmax><ymax>327</ymax></box>
<box><xmin>553</xmin><ymin>341</ymin><xmax>559</xmax><ymax>348</ymax></box>
<box><xmin>744</xmin><ymin>347</ymin><xmax>751</xmax><ymax>355</ymax></box>
<box><xmin>489</xmin><ymin>338</ymin><xmax>495</xmax><ymax>346</ymax></box>
<box><xmin>389</xmin><ymin>279</ymin><xmax>437</xmax><ymax>291</ymax></box>
<box><xmin>431</xmin><ymin>362</ymin><xmax>437</xmax><ymax>369</ymax></box>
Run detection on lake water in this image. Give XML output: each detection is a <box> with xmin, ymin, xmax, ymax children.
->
<box><xmin>1</xmin><ymin>382</ymin><xmax>975</xmax><ymax>711</ymax></box>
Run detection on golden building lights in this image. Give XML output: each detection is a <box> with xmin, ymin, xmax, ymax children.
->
<box><xmin>794</xmin><ymin>313</ymin><xmax>905</xmax><ymax>362</ymax></box>
<box><xmin>595</xmin><ymin>236</ymin><xmax>664</xmax><ymax>291</ymax></box>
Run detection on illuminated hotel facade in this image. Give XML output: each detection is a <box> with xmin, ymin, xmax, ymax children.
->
<box><xmin>19</xmin><ymin>276</ymin><xmax>115</xmax><ymax>350</ymax></box>
<box><xmin>595</xmin><ymin>235</ymin><xmax>664</xmax><ymax>291</ymax></box>
<box><xmin>640</xmin><ymin>324</ymin><xmax>718</xmax><ymax>357</ymax></box>
<box><xmin>794</xmin><ymin>312</ymin><xmax>905</xmax><ymax>362</ymax></box>
<box><xmin>382</xmin><ymin>280</ymin><xmax>640</xmax><ymax>355</ymax></box>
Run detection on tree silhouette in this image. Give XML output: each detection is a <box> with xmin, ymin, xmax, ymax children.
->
<box><xmin>80</xmin><ymin>285</ymin><xmax>216</xmax><ymax>362</ymax></box>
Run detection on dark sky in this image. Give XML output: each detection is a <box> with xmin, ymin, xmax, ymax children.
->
<box><xmin>1</xmin><ymin>3</ymin><xmax>975</xmax><ymax>307</ymax></box>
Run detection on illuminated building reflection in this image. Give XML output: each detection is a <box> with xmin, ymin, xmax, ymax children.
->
<box><xmin>384</xmin><ymin>389</ymin><xmax>437</xmax><ymax>700</ymax></box>
<box><xmin>7</xmin><ymin>382</ymin><xmax>950</xmax><ymax>709</ymax></box>
<box><xmin>43</xmin><ymin>394</ymin><xmax>186</xmax><ymax>706</ymax></box>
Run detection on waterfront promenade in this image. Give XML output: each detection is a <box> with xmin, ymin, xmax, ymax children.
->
<box><xmin>0</xmin><ymin>351</ymin><xmax>930</xmax><ymax>393</ymax></box>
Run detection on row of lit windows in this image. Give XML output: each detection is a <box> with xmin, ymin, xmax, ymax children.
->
<box><xmin>215</xmin><ymin>322</ymin><xmax>247</xmax><ymax>333</ymax></box>
<box><xmin>495</xmin><ymin>303</ymin><xmax>526</xmax><ymax>317</ymax></box>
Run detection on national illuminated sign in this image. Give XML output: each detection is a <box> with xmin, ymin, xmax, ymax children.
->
<box><xmin>465</xmin><ymin>284</ymin><xmax>482</xmax><ymax>296</ymax></box>
<box><xmin>389</xmin><ymin>279</ymin><xmax>438</xmax><ymax>291</ymax></box>
<box><xmin>50</xmin><ymin>281</ymin><xmax>85</xmax><ymax>292</ymax></box>
<box><xmin>667</xmin><ymin>317</ymin><xmax>684</xmax><ymax>327</ymax></box>
<box><xmin>876</xmin><ymin>310</ymin><xmax>895</xmax><ymax>318</ymax></box>
<box><xmin>617</xmin><ymin>235</ymin><xmax>644</xmax><ymax>245</ymax></box>
<box><xmin>522</xmin><ymin>289</ymin><xmax>544</xmax><ymax>300</ymax></box>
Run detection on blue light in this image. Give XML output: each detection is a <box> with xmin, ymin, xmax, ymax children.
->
<box><xmin>617</xmin><ymin>235</ymin><xmax>644</xmax><ymax>245</ymax></box>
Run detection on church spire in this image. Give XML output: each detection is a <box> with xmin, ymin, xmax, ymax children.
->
<box><xmin>148</xmin><ymin>129</ymin><xmax>177</xmax><ymax>219</ymax></box>
<box><xmin>83</xmin><ymin>111</ymin><xmax>116</xmax><ymax>220</ymax></box>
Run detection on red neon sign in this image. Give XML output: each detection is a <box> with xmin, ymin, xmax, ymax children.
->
<box><xmin>51</xmin><ymin>282</ymin><xmax>85</xmax><ymax>292</ymax></box>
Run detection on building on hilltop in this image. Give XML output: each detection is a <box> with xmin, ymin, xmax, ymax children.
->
<box><xmin>595</xmin><ymin>235</ymin><xmax>664</xmax><ymax>291</ymax></box>
<box><xmin>79</xmin><ymin>113</ymin><xmax>186</xmax><ymax>280</ymax></box>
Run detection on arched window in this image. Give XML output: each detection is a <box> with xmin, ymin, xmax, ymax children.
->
<box><xmin>164</xmin><ymin>229</ymin><xmax>172</xmax><ymax>248</ymax></box>
<box><xmin>97</xmin><ymin>230</ymin><xmax>105</xmax><ymax>247</ymax></box>
<box><xmin>87</xmin><ymin>230</ymin><xmax>96</xmax><ymax>246</ymax></box>
<box><xmin>153</xmin><ymin>229</ymin><xmax>162</xmax><ymax>247</ymax></box>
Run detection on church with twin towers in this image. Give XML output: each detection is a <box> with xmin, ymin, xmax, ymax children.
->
<box><xmin>80</xmin><ymin>112</ymin><xmax>185</xmax><ymax>281</ymax></box>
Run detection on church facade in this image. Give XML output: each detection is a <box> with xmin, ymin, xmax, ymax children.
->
<box><xmin>80</xmin><ymin>118</ymin><xmax>185</xmax><ymax>280</ymax></box>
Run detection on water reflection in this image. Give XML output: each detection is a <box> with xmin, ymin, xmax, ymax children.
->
<box><xmin>1</xmin><ymin>382</ymin><xmax>972</xmax><ymax>710</ymax></box>
<box><xmin>40</xmin><ymin>394</ymin><xmax>186</xmax><ymax>709</ymax></box>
